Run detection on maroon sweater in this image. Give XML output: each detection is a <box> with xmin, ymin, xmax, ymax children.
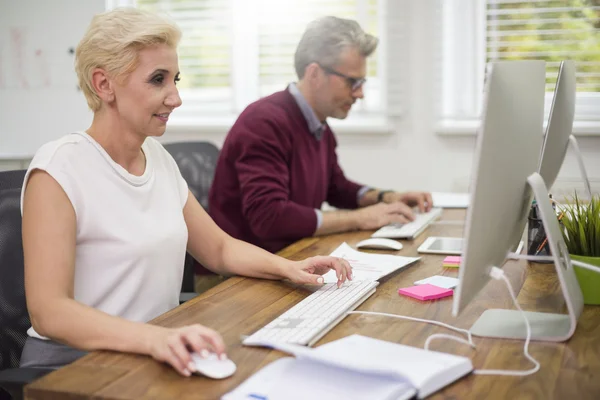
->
<box><xmin>208</xmin><ymin>89</ymin><xmax>363</xmax><ymax>254</ymax></box>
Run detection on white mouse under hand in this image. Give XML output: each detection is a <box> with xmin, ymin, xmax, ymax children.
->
<box><xmin>191</xmin><ymin>351</ymin><xmax>236</xmax><ymax>379</ymax></box>
<box><xmin>356</xmin><ymin>238</ymin><xmax>403</xmax><ymax>251</ymax></box>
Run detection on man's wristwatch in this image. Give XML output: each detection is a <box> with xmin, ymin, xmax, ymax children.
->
<box><xmin>377</xmin><ymin>190</ymin><xmax>393</xmax><ymax>203</ymax></box>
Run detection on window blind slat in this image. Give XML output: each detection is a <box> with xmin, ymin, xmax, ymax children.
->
<box><xmin>488</xmin><ymin>0</ymin><xmax>564</xmax><ymax>4</ymax></box>
<box><xmin>488</xmin><ymin>17</ymin><xmax>600</xmax><ymax>27</ymax></box>
<box><xmin>487</xmin><ymin>28</ymin><xmax>597</xmax><ymax>37</ymax></box>
<box><xmin>488</xmin><ymin>6</ymin><xmax>600</xmax><ymax>16</ymax></box>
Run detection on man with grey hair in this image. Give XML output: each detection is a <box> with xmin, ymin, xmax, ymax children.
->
<box><xmin>207</xmin><ymin>16</ymin><xmax>432</xmax><ymax>257</ymax></box>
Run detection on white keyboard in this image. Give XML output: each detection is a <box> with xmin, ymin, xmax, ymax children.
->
<box><xmin>243</xmin><ymin>280</ymin><xmax>378</xmax><ymax>347</ymax></box>
<box><xmin>371</xmin><ymin>207</ymin><xmax>443</xmax><ymax>239</ymax></box>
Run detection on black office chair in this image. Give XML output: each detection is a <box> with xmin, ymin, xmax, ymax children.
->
<box><xmin>0</xmin><ymin>170</ymin><xmax>52</xmax><ymax>400</ymax></box>
<box><xmin>163</xmin><ymin>141</ymin><xmax>221</xmax><ymax>296</ymax></box>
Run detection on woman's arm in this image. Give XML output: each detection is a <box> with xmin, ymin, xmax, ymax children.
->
<box><xmin>183</xmin><ymin>191</ymin><xmax>352</xmax><ymax>286</ymax></box>
<box><xmin>23</xmin><ymin>170</ymin><xmax>224</xmax><ymax>376</ymax></box>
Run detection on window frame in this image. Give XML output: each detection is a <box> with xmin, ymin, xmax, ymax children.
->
<box><xmin>109</xmin><ymin>0</ymin><xmax>397</xmax><ymax>134</ymax></box>
<box><xmin>437</xmin><ymin>0</ymin><xmax>600</xmax><ymax>136</ymax></box>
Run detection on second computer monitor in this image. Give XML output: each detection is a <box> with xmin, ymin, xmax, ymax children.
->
<box><xmin>452</xmin><ymin>60</ymin><xmax>547</xmax><ymax>316</ymax></box>
<box><xmin>538</xmin><ymin>60</ymin><xmax>576</xmax><ymax>190</ymax></box>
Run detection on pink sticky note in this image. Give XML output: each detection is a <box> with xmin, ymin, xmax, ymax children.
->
<box><xmin>398</xmin><ymin>284</ymin><xmax>453</xmax><ymax>301</ymax></box>
<box><xmin>443</xmin><ymin>256</ymin><xmax>462</xmax><ymax>264</ymax></box>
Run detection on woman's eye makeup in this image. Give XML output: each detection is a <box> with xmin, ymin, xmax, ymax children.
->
<box><xmin>148</xmin><ymin>71</ymin><xmax>180</xmax><ymax>85</ymax></box>
<box><xmin>149</xmin><ymin>74</ymin><xmax>164</xmax><ymax>85</ymax></box>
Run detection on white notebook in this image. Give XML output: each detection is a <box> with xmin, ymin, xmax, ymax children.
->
<box><xmin>223</xmin><ymin>334</ymin><xmax>473</xmax><ymax>400</ymax></box>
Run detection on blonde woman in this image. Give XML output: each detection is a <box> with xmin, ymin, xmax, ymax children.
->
<box><xmin>20</xmin><ymin>7</ymin><xmax>351</xmax><ymax>377</ymax></box>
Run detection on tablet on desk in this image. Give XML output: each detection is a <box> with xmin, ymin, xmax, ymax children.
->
<box><xmin>418</xmin><ymin>237</ymin><xmax>463</xmax><ymax>255</ymax></box>
<box><xmin>418</xmin><ymin>237</ymin><xmax>524</xmax><ymax>256</ymax></box>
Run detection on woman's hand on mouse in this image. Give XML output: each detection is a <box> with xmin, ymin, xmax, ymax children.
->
<box><xmin>285</xmin><ymin>256</ymin><xmax>353</xmax><ymax>288</ymax></box>
<box><xmin>147</xmin><ymin>324</ymin><xmax>227</xmax><ymax>377</ymax></box>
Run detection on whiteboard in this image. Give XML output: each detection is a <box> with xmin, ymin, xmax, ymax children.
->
<box><xmin>0</xmin><ymin>0</ymin><xmax>105</xmax><ymax>158</ymax></box>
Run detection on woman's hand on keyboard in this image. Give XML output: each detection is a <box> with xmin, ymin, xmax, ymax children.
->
<box><xmin>286</xmin><ymin>256</ymin><xmax>353</xmax><ymax>288</ymax></box>
<box><xmin>148</xmin><ymin>324</ymin><xmax>227</xmax><ymax>377</ymax></box>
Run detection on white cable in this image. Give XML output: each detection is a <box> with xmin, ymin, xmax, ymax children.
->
<box><xmin>507</xmin><ymin>252</ymin><xmax>553</xmax><ymax>262</ymax></box>
<box><xmin>549</xmin><ymin>197</ymin><xmax>566</xmax><ymax>210</ymax></box>
<box><xmin>508</xmin><ymin>253</ymin><xmax>600</xmax><ymax>275</ymax></box>
<box><xmin>571</xmin><ymin>259</ymin><xmax>600</xmax><ymax>273</ymax></box>
<box><xmin>473</xmin><ymin>267</ymin><xmax>540</xmax><ymax>376</ymax></box>
<box><xmin>350</xmin><ymin>267</ymin><xmax>541</xmax><ymax>377</ymax></box>
<box><xmin>424</xmin><ymin>333</ymin><xmax>474</xmax><ymax>350</ymax></box>
<box><xmin>348</xmin><ymin>311</ymin><xmax>475</xmax><ymax>347</ymax></box>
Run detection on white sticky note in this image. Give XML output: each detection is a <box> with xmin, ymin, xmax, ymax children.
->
<box><xmin>414</xmin><ymin>275</ymin><xmax>459</xmax><ymax>289</ymax></box>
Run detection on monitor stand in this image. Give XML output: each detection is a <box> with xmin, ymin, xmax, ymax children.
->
<box><xmin>569</xmin><ymin>135</ymin><xmax>592</xmax><ymax>200</ymax></box>
<box><xmin>469</xmin><ymin>172</ymin><xmax>584</xmax><ymax>342</ymax></box>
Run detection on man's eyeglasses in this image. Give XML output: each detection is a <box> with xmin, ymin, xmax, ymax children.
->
<box><xmin>319</xmin><ymin>65</ymin><xmax>366</xmax><ymax>91</ymax></box>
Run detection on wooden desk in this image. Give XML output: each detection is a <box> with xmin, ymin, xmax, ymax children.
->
<box><xmin>25</xmin><ymin>209</ymin><xmax>600</xmax><ymax>399</ymax></box>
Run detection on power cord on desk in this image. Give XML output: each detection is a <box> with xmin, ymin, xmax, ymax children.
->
<box><xmin>508</xmin><ymin>252</ymin><xmax>600</xmax><ymax>274</ymax></box>
<box><xmin>472</xmin><ymin>266</ymin><xmax>539</xmax><ymax>376</ymax></box>
<box><xmin>349</xmin><ymin>266</ymin><xmax>540</xmax><ymax>377</ymax></box>
<box><xmin>348</xmin><ymin>311</ymin><xmax>476</xmax><ymax>348</ymax></box>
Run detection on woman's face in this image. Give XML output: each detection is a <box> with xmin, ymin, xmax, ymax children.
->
<box><xmin>112</xmin><ymin>43</ymin><xmax>182</xmax><ymax>137</ymax></box>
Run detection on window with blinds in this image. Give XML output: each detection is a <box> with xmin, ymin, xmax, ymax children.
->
<box><xmin>131</xmin><ymin>0</ymin><xmax>382</xmax><ymax>117</ymax></box>
<box><xmin>440</xmin><ymin>0</ymin><xmax>600</xmax><ymax>130</ymax></box>
<box><xmin>486</xmin><ymin>0</ymin><xmax>600</xmax><ymax>93</ymax></box>
<box><xmin>135</xmin><ymin>0</ymin><xmax>234</xmax><ymax>114</ymax></box>
<box><xmin>486</xmin><ymin>0</ymin><xmax>600</xmax><ymax>119</ymax></box>
<box><xmin>256</xmin><ymin>0</ymin><xmax>379</xmax><ymax>110</ymax></box>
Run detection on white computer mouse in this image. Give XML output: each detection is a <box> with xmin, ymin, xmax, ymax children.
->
<box><xmin>191</xmin><ymin>352</ymin><xmax>237</xmax><ymax>379</ymax></box>
<box><xmin>355</xmin><ymin>238</ymin><xmax>403</xmax><ymax>251</ymax></box>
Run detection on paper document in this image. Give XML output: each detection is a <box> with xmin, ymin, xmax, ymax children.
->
<box><xmin>432</xmin><ymin>192</ymin><xmax>470</xmax><ymax>209</ymax></box>
<box><xmin>323</xmin><ymin>242</ymin><xmax>420</xmax><ymax>284</ymax></box>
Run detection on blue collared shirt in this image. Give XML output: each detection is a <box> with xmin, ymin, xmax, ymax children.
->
<box><xmin>288</xmin><ymin>83</ymin><xmax>326</xmax><ymax>140</ymax></box>
<box><xmin>287</xmin><ymin>83</ymin><xmax>372</xmax><ymax>230</ymax></box>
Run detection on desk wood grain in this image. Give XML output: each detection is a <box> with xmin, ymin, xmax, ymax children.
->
<box><xmin>25</xmin><ymin>210</ymin><xmax>600</xmax><ymax>399</ymax></box>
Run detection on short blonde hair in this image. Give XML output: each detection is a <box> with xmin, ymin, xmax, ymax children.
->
<box><xmin>75</xmin><ymin>7</ymin><xmax>181</xmax><ymax>111</ymax></box>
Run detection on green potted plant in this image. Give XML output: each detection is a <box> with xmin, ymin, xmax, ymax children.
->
<box><xmin>560</xmin><ymin>193</ymin><xmax>600</xmax><ymax>305</ymax></box>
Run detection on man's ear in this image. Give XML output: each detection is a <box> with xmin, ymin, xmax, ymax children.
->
<box><xmin>305</xmin><ymin>62</ymin><xmax>324</xmax><ymax>87</ymax></box>
<box><xmin>91</xmin><ymin>68</ymin><xmax>115</xmax><ymax>104</ymax></box>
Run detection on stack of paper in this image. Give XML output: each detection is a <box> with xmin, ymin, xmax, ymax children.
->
<box><xmin>415</xmin><ymin>275</ymin><xmax>460</xmax><ymax>289</ymax></box>
<box><xmin>398</xmin><ymin>284</ymin><xmax>454</xmax><ymax>301</ymax></box>
<box><xmin>443</xmin><ymin>256</ymin><xmax>461</xmax><ymax>268</ymax></box>
<box><xmin>323</xmin><ymin>242</ymin><xmax>420</xmax><ymax>283</ymax></box>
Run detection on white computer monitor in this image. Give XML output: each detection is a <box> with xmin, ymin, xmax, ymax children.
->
<box><xmin>537</xmin><ymin>60</ymin><xmax>592</xmax><ymax>198</ymax></box>
<box><xmin>452</xmin><ymin>60</ymin><xmax>584</xmax><ymax>342</ymax></box>
<box><xmin>538</xmin><ymin>60</ymin><xmax>592</xmax><ymax>199</ymax></box>
<box><xmin>538</xmin><ymin>61</ymin><xmax>576</xmax><ymax>189</ymax></box>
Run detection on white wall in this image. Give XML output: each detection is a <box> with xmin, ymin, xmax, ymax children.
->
<box><xmin>1</xmin><ymin>1</ymin><xmax>598</xmax><ymax>198</ymax></box>
<box><xmin>0</xmin><ymin>0</ymin><xmax>102</xmax><ymax>157</ymax></box>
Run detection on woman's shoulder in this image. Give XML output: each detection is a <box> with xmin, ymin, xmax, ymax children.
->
<box><xmin>30</xmin><ymin>133</ymin><xmax>89</xmax><ymax>169</ymax></box>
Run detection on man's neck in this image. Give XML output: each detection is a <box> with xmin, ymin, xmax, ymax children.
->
<box><xmin>296</xmin><ymin>80</ymin><xmax>326</xmax><ymax>122</ymax></box>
